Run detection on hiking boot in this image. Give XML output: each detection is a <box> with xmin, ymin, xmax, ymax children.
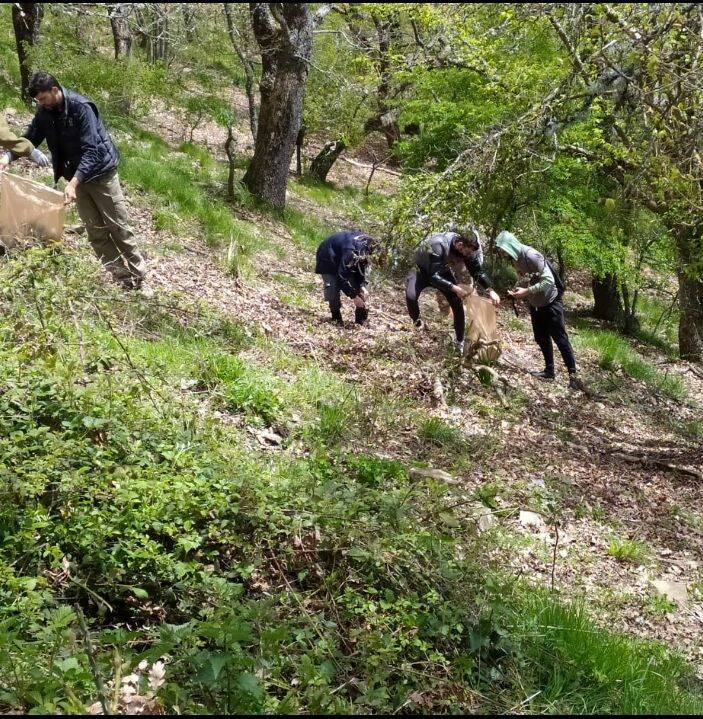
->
<box><xmin>530</xmin><ymin>369</ymin><xmax>555</xmax><ymax>381</ymax></box>
<box><xmin>454</xmin><ymin>339</ymin><xmax>465</xmax><ymax>356</ymax></box>
<box><xmin>413</xmin><ymin>319</ymin><xmax>426</xmax><ymax>330</ymax></box>
<box><xmin>568</xmin><ymin>372</ymin><xmax>585</xmax><ymax>391</ymax></box>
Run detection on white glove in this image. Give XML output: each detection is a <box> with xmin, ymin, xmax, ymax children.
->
<box><xmin>29</xmin><ymin>148</ymin><xmax>51</xmax><ymax>168</ymax></box>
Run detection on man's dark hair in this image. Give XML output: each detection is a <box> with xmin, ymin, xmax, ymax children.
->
<box><xmin>455</xmin><ymin>227</ymin><xmax>481</xmax><ymax>251</ymax></box>
<box><xmin>28</xmin><ymin>72</ymin><xmax>61</xmax><ymax>98</ymax></box>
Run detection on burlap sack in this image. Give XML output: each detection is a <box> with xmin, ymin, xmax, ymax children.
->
<box><xmin>464</xmin><ymin>292</ymin><xmax>501</xmax><ymax>363</ymax></box>
<box><xmin>0</xmin><ymin>172</ymin><xmax>64</xmax><ymax>246</ymax></box>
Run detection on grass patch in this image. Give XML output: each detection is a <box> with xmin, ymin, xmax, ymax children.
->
<box><xmin>574</xmin><ymin>325</ymin><xmax>684</xmax><ymax>399</ymax></box>
<box><xmin>607</xmin><ymin>537</ymin><xmax>650</xmax><ymax>565</ymax></box>
<box><xmin>419</xmin><ymin>417</ymin><xmax>466</xmax><ymax>448</ymax></box>
<box><xmin>504</xmin><ymin>592</ymin><xmax>703</xmax><ymax>714</ymax></box>
<box><xmin>117</xmin><ymin>126</ymin><xmax>260</xmax><ymax>260</ymax></box>
<box><xmin>281</xmin><ymin>206</ymin><xmax>331</xmax><ymax>252</ymax></box>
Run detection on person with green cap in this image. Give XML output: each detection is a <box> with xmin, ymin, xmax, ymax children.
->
<box><xmin>495</xmin><ymin>230</ymin><xmax>581</xmax><ymax>389</ymax></box>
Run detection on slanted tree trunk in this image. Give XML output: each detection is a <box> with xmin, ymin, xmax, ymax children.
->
<box><xmin>223</xmin><ymin>3</ymin><xmax>258</xmax><ymax>142</ymax></box>
<box><xmin>592</xmin><ymin>273</ymin><xmax>624</xmax><ymax>324</ymax></box>
<box><xmin>108</xmin><ymin>3</ymin><xmax>132</xmax><ymax>59</ymax></box>
<box><xmin>243</xmin><ymin>3</ymin><xmax>313</xmax><ymax>209</ymax></box>
<box><xmin>307</xmin><ymin>138</ymin><xmax>346</xmax><ymax>183</ymax></box>
<box><xmin>676</xmin><ymin>229</ymin><xmax>703</xmax><ymax>361</ymax></box>
<box><xmin>12</xmin><ymin>3</ymin><xmax>43</xmax><ymax>105</ymax></box>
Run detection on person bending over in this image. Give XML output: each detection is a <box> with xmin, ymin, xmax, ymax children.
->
<box><xmin>315</xmin><ymin>230</ymin><xmax>376</xmax><ymax>326</ymax></box>
<box><xmin>406</xmin><ymin>228</ymin><xmax>500</xmax><ymax>353</ymax></box>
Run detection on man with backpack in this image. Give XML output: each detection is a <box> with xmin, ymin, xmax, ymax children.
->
<box><xmin>495</xmin><ymin>231</ymin><xmax>582</xmax><ymax>389</ymax></box>
<box><xmin>18</xmin><ymin>72</ymin><xmax>148</xmax><ymax>292</ymax></box>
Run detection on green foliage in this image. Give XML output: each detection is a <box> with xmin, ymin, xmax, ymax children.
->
<box><xmin>607</xmin><ymin>538</ymin><xmax>650</xmax><ymax>565</ymax></box>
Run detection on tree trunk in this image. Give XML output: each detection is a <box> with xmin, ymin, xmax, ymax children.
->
<box><xmin>223</xmin><ymin>3</ymin><xmax>258</xmax><ymax>142</ymax></box>
<box><xmin>307</xmin><ymin>138</ymin><xmax>346</xmax><ymax>183</ymax></box>
<box><xmin>225</xmin><ymin>124</ymin><xmax>237</xmax><ymax>202</ymax></box>
<box><xmin>108</xmin><ymin>3</ymin><xmax>132</xmax><ymax>59</ymax></box>
<box><xmin>371</xmin><ymin>11</ymin><xmax>401</xmax><ymax>151</ymax></box>
<box><xmin>12</xmin><ymin>3</ymin><xmax>43</xmax><ymax>105</ymax></box>
<box><xmin>242</xmin><ymin>3</ymin><xmax>313</xmax><ymax>209</ymax></box>
<box><xmin>592</xmin><ymin>273</ymin><xmax>624</xmax><ymax>324</ymax></box>
<box><xmin>296</xmin><ymin>123</ymin><xmax>306</xmax><ymax>176</ymax></box>
<box><xmin>676</xmin><ymin>229</ymin><xmax>703</xmax><ymax>361</ymax></box>
<box><xmin>183</xmin><ymin>4</ymin><xmax>196</xmax><ymax>43</ymax></box>
<box><xmin>152</xmin><ymin>4</ymin><xmax>169</xmax><ymax>63</ymax></box>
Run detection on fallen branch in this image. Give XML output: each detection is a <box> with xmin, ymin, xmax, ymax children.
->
<box><xmin>611</xmin><ymin>451</ymin><xmax>702</xmax><ymax>480</ymax></box>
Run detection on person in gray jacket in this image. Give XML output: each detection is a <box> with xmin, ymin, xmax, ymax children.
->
<box><xmin>496</xmin><ymin>231</ymin><xmax>581</xmax><ymax>388</ymax></box>
<box><xmin>406</xmin><ymin>228</ymin><xmax>500</xmax><ymax>353</ymax></box>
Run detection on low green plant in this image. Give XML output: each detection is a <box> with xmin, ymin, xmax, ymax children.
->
<box><xmin>645</xmin><ymin>593</ymin><xmax>677</xmax><ymax>616</ymax></box>
<box><xmin>607</xmin><ymin>537</ymin><xmax>650</xmax><ymax>565</ymax></box>
<box><xmin>419</xmin><ymin>417</ymin><xmax>466</xmax><ymax>448</ymax></box>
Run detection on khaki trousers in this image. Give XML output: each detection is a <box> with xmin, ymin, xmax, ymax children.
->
<box><xmin>75</xmin><ymin>170</ymin><xmax>146</xmax><ymax>283</ymax></box>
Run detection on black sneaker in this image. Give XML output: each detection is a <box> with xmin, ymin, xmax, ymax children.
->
<box><xmin>530</xmin><ymin>369</ymin><xmax>555</xmax><ymax>380</ymax></box>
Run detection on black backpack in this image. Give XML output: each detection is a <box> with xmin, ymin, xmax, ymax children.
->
<box><xmin>545</xmin><ymin>258</ymin><xmax>565</xmax><ymax>299</ymax></box>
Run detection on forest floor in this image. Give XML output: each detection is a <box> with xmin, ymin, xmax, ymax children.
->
<box><xmin>4</xmin><ymin>91</ymin><xmax>703</xmax><ymax>705</ymax></box>
<box><xmin>133</xmin><ymin>95</ymin><xmax>703</xmax><ymax>670</ymax></box>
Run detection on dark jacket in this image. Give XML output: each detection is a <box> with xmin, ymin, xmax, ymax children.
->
<box><xmin>23</xmin><ymin>87</ymin><xmax>119</xmax><ymax>185</ymax></box>
<box><xmin>414</xmin><ymin>231</ymin><xmax>491</xmax><ymax>293</ymax></box>
<box><xmin>315</xmin><ymin>230</ymin><xmax>371</xmax><ymax>298</ymax></box>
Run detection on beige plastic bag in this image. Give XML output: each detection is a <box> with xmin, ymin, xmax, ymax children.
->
<box><xmin>0</xmin><ymin>172</ymin><xmax>65</xmax><ymax>246</ymax></box>
<box><xmin>465</xmin><ymin>293</ymin><xmax>501</xmax><ymax>362</ymax></box>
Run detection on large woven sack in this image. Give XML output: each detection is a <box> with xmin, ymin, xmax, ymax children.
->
<box><xmin>0</xmin><ymin>172</ymin><xmax>64</xmax><ymax>246</ymax></box>
<box><xmin>464</xmin><ymin>292</ymin><xmax>501</xmax><ymax>362</ymax></box>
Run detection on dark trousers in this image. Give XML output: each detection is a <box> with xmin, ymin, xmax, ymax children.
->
<box><xmin>529</xmin><ymin>298</ymin><xmax>577</xmax><ymax>374</ymax></box>
<box><xmin>322</xmin><ymin>273</ymin><xmax>367</xmax><ymax>324</ymax></box>
<box><xmin>406</xmin><ymin>269</ymin><xmax>465</xmax><ymax>342</ymax></box>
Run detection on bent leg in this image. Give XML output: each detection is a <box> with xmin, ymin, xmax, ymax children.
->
<box><xmin>406</xmin><ymin>271</ymin><xmax>428</xmax><ymax>323</ymax></box>
<box><xmin>444</xmin><ymin>289</ymin><xmax>466</xmax><ymax>343</ymax></box>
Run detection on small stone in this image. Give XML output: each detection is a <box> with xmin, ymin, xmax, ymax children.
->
<box><xmin>650</xmin><ymin>579</ymin><xmax>688</xmax><ymax>605</ymax></box>
<box><xmin>409</xmin><ymin>467</ymin><xmax>456</xmax><ymax>483</ymax></box>
<box><xmin>519</xmin><ymin>510</ymin><xmax>546</xmax><ymax>528</ymax></box>
<box><xmin>477</xmin><ymin>512</ymin><xmax>496</xmax><ymax>532</ymax></box>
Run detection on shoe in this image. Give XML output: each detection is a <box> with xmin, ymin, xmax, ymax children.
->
<box><xmin>413</xmin><ymin>319</ymin><xmax>426</xmax><ymax>330</ymax></box>
<box><xmin>530</xmin><ymin>369</ymin><xmax>555</xmax><ymax>380</ymax></box>
<box><xmin>324</xmin><ymin>315</ymin><xmax>344</xmax><ymax>327</ymax></box>
<box><xmin>454</xmin><ymin>339</ymin><xmax>465</xmax><ymax>355</ymax></box>
<box><xmin>568</xmin><ymin>373</ymin><xmax>585</xmax><ymax>391</ymax></box>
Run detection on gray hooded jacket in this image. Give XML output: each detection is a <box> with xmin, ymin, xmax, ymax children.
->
<box><xmin>495</xmin><ymin>231</ymin><xmax>558</xmax><ymax>308</ymax></box>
